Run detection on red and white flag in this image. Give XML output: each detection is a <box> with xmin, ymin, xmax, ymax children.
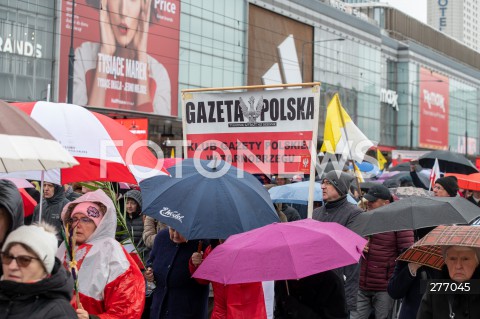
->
<box><xmin>429</xmin><ymin>158</ymin><xmax>441</xmax><ymax>190</ymax></box>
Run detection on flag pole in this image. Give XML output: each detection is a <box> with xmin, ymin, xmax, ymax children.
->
<box><xmin>307</xmin><ymin>85</ymin><xmax>321</xmax><ymax>219</ymax></box>
<box><xmin>335</xmin><ymin>96</ymin><xmax>366</xmax><ymax>210</ymax></box>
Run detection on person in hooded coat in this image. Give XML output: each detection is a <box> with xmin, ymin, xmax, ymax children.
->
<box><xmin>32</xmin><ymin>182</ymin><xmax>70</xmax><ymax>231</ymax></box>
<box><xmin>0</xmin><ymin>179</ymin><xmax>24</xmax><ymax>278</ymax></box>
<box><xmin>0</xmin><ymin>223</ymin><xmax>77</xmax><ymax>318</ymax></box>
<box><xmin>117</xmin><ymin>190</ymin><xmax>145</xmax><ymax>250</ymax></box>
<box><xmin>57</xmin><ymin>189</ymin><xmax>145</xmax><ymax>319</ymax></box>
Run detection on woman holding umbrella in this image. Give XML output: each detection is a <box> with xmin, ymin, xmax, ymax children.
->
<box><xmin>144</xmin><ymin>227</ymin><xmax>209</xmax><ymax>318</ymax></box>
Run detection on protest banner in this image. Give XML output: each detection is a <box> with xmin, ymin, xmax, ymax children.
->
<box><xmin>182</xmin><ymin>83</ymin><xmax>320</xmax><ymax>176</ymax></box>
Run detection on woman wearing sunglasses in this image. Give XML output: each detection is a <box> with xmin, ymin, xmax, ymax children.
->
<box><xmin>57</xmin><ymin>189</ymin><xmax>145</xmax><ymax>319</ymax></box>
<box><xmin>0</xmin><ymin>223</ymin><xmax>77</xmax><ymax>318</ymax></box>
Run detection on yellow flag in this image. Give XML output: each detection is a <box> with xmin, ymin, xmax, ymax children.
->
<box><xmin>321</xmin><ymin>93</ymin><xmax>373</xmax><ymax>162</ymax></box>
<box><xmin>353</xmin><ymin>162</ymin><xmax>365</xmax><ymax>183</ymax></box>
<box><xmin>377</xmin><ymin>149</ymin><xmax>387</xmax><ymax>170</ymax></box>
<box><xmin>170</xmin><ymin>148</ymin><xmax>175</xmax><ymax>158</ymax></box>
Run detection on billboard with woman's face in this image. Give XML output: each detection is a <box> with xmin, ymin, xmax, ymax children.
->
<box><xmin>58</xmin><ymin>0</ymin><xmax>180</xmax><ymax>116</ymax></box>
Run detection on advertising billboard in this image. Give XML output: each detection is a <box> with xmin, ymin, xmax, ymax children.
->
<box><xmin>58</xmin><ymin>0</ymin><xmax>180</xmax><ymax>116</ymax></box>
<box><xmin>419</xmin><ymin>68</ymin><xmax>449</xmax><ymax>150</ymax></box>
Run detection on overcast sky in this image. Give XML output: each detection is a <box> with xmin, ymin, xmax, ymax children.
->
<box><xmin>380</xmin><ymin>0</ymin><xmax>427</xmax><ymax>23</ymax></box>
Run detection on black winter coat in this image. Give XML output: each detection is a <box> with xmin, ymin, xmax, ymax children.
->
<box><xmin>0</xmin><ymin>258</ymin><xmax>77</xmax><ymax>319</ymax></box>
<box><xmin>32</xmin><ymin>184</ymin><xmax>70</xmax><ymax>232</ymax></box>
<box><xmin>387</xmin><ymin>261</ymin><xmax>442</xmax><ymax>319</ymax></box>
<box><xmin>118</xmin><ymin>213</ymin><xmax>145</xmax><ymax>247</ymax></box>
<box><xmin>274</xmin><ymin>270</ymin><xmax>348</xmax><ymax>319</ymax></box>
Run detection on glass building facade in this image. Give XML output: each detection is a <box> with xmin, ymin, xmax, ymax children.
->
<box><xmin>0</xmin><ymin>0</ymin><xmax>55</xmax><ymax>101</ymax></box>
<box><xmin>178</xmin><ymin>0</ymin><xmax>247</xmax><ymax>116</ymax></box>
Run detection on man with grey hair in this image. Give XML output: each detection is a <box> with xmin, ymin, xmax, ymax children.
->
<box><xmin>313</xmin><ymin>170</ymin><xmax>363</xmax><ymax>313</ymax></box>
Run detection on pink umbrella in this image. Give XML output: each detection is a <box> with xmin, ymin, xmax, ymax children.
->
<box><xmin>193</xmin><ymin>219</ymin><xmax>367</xmax><ymax>284</ymax></box>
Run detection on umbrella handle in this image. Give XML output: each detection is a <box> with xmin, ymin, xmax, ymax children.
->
<box><xmin>197</xmin><ymin>240</ymin><xmax>203</xmax><ymax>253</ymax></box>
<box><xmin>285</xmin><ymin>280</ymin><xmax>290</xmax><ymax>296</ymax></box>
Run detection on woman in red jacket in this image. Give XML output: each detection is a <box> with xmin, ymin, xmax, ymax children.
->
<box><xmin>190</xmin><ymin>240</ymin><xmax>267</xmax><ymax>319</ymax></box>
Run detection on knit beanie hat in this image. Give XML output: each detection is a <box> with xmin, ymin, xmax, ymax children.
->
<box><xmin>71</xmin><ymin>202</ymin><xmax>104</xmax><ymax>227</ymax></box>
<box><xmin>3</xmin><ymin>223</ymin><xmax>58</xmax><ymax>274</ymax></box>
<box><xmin>435</xmin><ymin>176</ymin><xmax>459</xmax><ymax>197</ymax></box>
<box><xmin>324</xmin><ymin>170</ymin><xmax>354</xmax><ymax>196</ymax></box>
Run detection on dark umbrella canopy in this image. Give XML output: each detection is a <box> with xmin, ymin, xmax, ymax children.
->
<box><xmin>381</xmin><ymin>171</ymin><xmax>429</xmax><ymax>189</ymax></box>
<box><xmin>140</xmin><ymin>159</ymin><xmax>280</xmax><ymax>240</ymax></box>
<box><xmin>359</xmin><ymin>181</ymin><xmax>380</xmax><ymax>192</ymax></box>
<box><xmin>419</xmin><ymin>150</ymin><xmax>478</xmax><ymax>174</ymax></box>
<box><xmin>387</xmin><ymin>162</ymin><xmax>422</xmax><ymax>172</ymax></box>
<box><xmin>350</xmin><ymin>196</ymin><xmax>480</xmax><ymax>236</ymax></box>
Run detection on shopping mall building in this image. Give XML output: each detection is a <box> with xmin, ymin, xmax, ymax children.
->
<box><xmin>1</xmin><ymin>0</ymin><xmax>479</xmax><ymax>159</ymax></box>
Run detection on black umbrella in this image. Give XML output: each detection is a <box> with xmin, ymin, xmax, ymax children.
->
<box><xmin>350</xmin><ymin>196</ymin><xmax>480</xmax><ymax>236</ymax></box>
<box><xmin>387</xmin><ymin>162</ymin><xmax>422</xmax><ymax>172</ymax></box>
<box><xmin>418</xmin><ymin>150</ymin><xmax>478</xmax><ymax>174</ymax></box>
<box><xmin>382</xmin><ymin>172</ymin><xmax>429</xmax><ymax>189</ymax></box>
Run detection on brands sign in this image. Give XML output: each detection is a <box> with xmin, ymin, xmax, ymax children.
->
<box><xmin>418</xmin><ymin>68</ymin><xmax>449</xmax><ymax>150</ymax></box>
<box><xmin>182</xmin><ymin>86</ymin><xmax>320</xmax><ymax>175</ymax></box>
<box><xmin>0</xmin><ymin>36</ymin><xmax>42</xmax><ymax>58</ymax></box>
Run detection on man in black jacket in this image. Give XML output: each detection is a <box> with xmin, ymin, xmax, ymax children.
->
<box><xmin>32</xmin><ymin>182</ymin><xmax>70</xmax><ymax>233</ymax></box>
<box><xmin>313</xmin><ymin>170</ymin><xmax>363</xmax><ymax>313</ymax></box>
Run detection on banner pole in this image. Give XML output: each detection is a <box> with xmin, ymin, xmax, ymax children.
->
<box><xmin>307</xmin><ymin>85</ymin><xmax>321</xmax><ymax>219</ymax></box>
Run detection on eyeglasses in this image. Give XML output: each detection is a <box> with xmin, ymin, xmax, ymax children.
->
<box><xmin>65</xmin><ymin>217</ymin><xmax>94</xmax><ymax>225</ymax></box>
<box><xmin>1</xmin><ymin>252</ymin><xmax>40</xmax><ymax>267</ymax></box>
<box><xmin>433</xmin><ymin>185</ymin><xmax>445</xmax><ymax>191</ymax></box>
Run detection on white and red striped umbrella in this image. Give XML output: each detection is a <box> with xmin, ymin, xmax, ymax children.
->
<box><xmin>5</xmin><ymin>101</ymin><xmax>167</xmax><ymax>184</ymax></box>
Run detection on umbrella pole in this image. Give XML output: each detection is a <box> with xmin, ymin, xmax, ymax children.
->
<box><xmin>38</xmin><ymin>171</ymin><xmax>44</xmax><ymax>222</ymax></box>
<box><xmin>285</xmin><ymin>280</ymin><xmax>290</xmax><ymax>296</ymax></box>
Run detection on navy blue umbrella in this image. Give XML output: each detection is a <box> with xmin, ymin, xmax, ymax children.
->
<box><xmin>140</xmin><ymin>159</ymin><xmax>280</xmax><ymax>240</ymax></box>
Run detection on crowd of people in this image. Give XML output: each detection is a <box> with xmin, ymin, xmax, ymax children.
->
<box><xmin>0</xmin><ymin>159</ymin><xmax>480</xmax><ymax>319</ymax></box>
